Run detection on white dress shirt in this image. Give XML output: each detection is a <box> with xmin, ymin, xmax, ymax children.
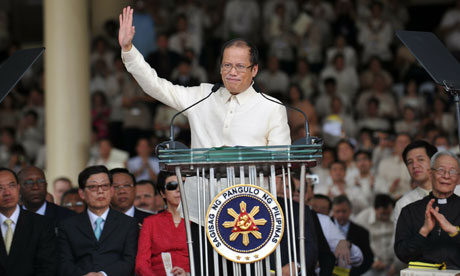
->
<box><xmin>124</xmin><ymin>206</ymin><xmax>135</xmax><ymax>218</ymax></box>
<box><xmin>393</xmin><ymin>186</ymin><xmax>430</xmax><ymax>225</ymax></box>
<box><xmin>121</xmin><ymin>45</ymin><xmax>291</xmax><ymax>149</ymax></box>
<box><xmin>87</xmin><ymin>208</ymin><xmax>109</xmax><ymax>233</ymax></box>
<box><xmin>0</xmin><ymin>205</ymin><xmax>20</xmax><ymax>239</ymax></box>
<box><xmin>355</xmin><ymin>207</ymin><xmax>396</xmax><ymax>272</ymax></box>
<box><xmin>23</xmin><ymin>201</ymin><xmax>47</xmax><ymax>216</ymax></box>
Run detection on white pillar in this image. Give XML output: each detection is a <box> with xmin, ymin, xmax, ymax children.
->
<box><xmin>44</xmin><ymin>0</ymin><xmax>90</xmax><ymax>185</ymax></box>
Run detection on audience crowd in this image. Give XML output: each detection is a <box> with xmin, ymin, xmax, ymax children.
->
<box><xmin>1</xmin><ymin>0</ymin><xmax>460</xmax><ymax>275</ymax></box>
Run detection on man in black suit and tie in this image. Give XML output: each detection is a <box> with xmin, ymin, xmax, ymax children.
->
<box><xmin>109</xmin><ymin>168</ymin><xmax>151</xmax><ymax>224</ymax></box>
<box><xmin>0</xmin><ymin>167</ymin><xmax>56</xmax><ymax>276</ymax></box>
<box><xmin>18</xmin><ymin>166</ymin><xmax>75</xmax><ymax>227</ymax></box>
<box><xmin>57</xmin><ymin>165</ymin><xmax>138</xmax><ymax>276</ymax></box>
<box><xmin>332</xmin><ymin>195</ymin><xmax>374</xmax><ymax>276</ymax></box>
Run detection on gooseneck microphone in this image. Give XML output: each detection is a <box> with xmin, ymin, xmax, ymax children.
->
<box><xmin>253</xmin><ymin>82</ymin><xmax>313</xmax><ymax>145</ymax></box>
<box><xmin>156</xmin><ymin>83</ymin><xmax>223</xmax><ymax>152</ymax></box>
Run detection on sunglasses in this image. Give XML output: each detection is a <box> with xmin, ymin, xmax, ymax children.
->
<box><xmin>165</xmin><ymin>181</ymin><xmax>179</xmax><ymax>191</ymax></box>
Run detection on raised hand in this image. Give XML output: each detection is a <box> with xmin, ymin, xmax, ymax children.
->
<box><xmin>430</xmin><ymin>206</ymin><xmax>458</xmax><ymax>235</ymax></box>
<box><xmin>419</xmin><ymin>199</ymin><xmax>436</xmax><ymax>237</ymax></box>
<box><xmin>119</xmin><ymin>6</ymin><xmax>135</xmax><ymax>51</ymax></box>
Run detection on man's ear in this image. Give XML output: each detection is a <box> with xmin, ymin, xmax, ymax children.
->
<box><xmin>251</xmin><ymin>64</ymin><xmax>259</xmax><ymax>78</ymax></box>
<box><xmin>78</xmin><ymin>189</ymin><xmax>86</xmax><ymax>202</ymax></box>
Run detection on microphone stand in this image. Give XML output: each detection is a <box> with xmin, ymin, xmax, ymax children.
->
<box><xmin>443</xmin><ymin>80</ymin><xmax>460</xmax><ymax>152</ymax></box>
<box><xmin>253</xmin><ymin>82</ymin><xmax>317</xmax><ymax>145</ymax></box>
<box><xmin>156</xmin><ymin>83</ymin><xmax>223</xmax><ymax>153</ymax></box>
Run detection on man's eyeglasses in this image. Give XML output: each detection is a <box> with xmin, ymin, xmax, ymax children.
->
<box><xmin>113</xmin><ymin>184</ymin><xmax>134</xmax><ymax>191</ymax></box>
<box><xmin>165</xmin><ymin>181</ymin><xmax>179</xmax><ymax>191</ymax></box>
<box><xmin>221</xmin><ymin>63</ymin><xmax>253</xmax><ymax>73</ymax></box>
<box><xmin>0</xmin><ymin>182</ymin><xmax>17</xmax><ymax>193</ymax></box>
<box><xmin>432</xmin><ymin>167</ymin><xmax>459</xmax><ymax>177</ymax></box>
<box><xmin>63</xmin><ymin>201</ymin><xmax>85</xmax><ymax>208</ymax></box>
<box><xmin>85</xmin><ymin>184</ymin><xmax>111</xmax><ymax>192</ymax></box>
<box><xmin>22</xmin><ymin>179</ymin><xmax>47</xmax><ymax>189</ymax></box>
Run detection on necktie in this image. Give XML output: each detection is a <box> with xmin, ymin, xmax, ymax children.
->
<box><xmin>4</xmin><ymin>219</ymin><xmax>13</xmax><ymax>254</ymax></box>
<box><xmin>94</xmin><ymin>217</ymin><xmax>103</xmax><ymax>240</ymax></box>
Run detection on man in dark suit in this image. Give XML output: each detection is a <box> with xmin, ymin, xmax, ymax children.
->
<box><xmin>18</xmin><ymin>166</ymin><xmax>75</xmax><ymax>227</ymax></box>
<box><xmin>332</xmin><ymin>195</ymin><xmax>374</xmax><ymax>275</ymax></box>
<box><xmin>109</xmin><ymin>168</ymin><xmax>151</xmax><ymax>224</ymax></box>
<box><xmin>0</xmin><ymin>167</ymin><xmax>56</xmax><ymax>276</ymax></box>
<box><xmin>57</xmin><ymin>165</ymin><xmax>138</xmax><ymax>276</ymax></box>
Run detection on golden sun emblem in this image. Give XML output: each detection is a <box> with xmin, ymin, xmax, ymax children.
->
<box><xmin>222</xmin><ymin>201</ymin><xmax>267</xmax><ymax>246</ymax></box>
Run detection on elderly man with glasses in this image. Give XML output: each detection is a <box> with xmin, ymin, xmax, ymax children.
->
<box><xmin>394</xmin><ymin>151</ymin><xmax>460</xmax><ymax>269</ymax></box>
<box><xmin>18</xmin><ymin>166</ymin><xmax>75</xmax><ymax>228</ymax></box>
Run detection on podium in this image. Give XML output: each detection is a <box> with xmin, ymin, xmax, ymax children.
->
<box><xmin>158</xmin><ymin>144</ymin><xmax>322</xmax><ymax>276</ymax></box>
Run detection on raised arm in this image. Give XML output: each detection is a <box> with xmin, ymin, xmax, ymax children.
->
<box><xmin>119</xmin><ymin>6</ymin><xmax>135</xmax><ymax>52</ymax></box>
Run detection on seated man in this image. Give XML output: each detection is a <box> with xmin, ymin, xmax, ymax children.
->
<box><xmin>395</xmin><ymin>151</ymin><xmax>460</xmax><ymax>268</ymax></box>
<box><xmin>134</xmin><ymin>179</ymin><xmax>164</xmax><ymax>213</ymax></box>
<box><xmin>110</xmin><ymin>168</ymin><xmax>151</xmax><ymax>224</ymax></box>
<box><xmin>61</xmin><ymin>188</ymin><xmax>86</xmax><ymax>213</ymax></box>
<box><xmin>0</xmin><ymin>168</ymin><xmax>56</xmax><ymax>275</ymax></box>
<box><xmin>57</xmin><ymin>165</ymin><xmax>138</xmax><ymax>276</ymax></box>
<box><xmin>355</xmin><ymin>194</ymin><xmax>397</xmax><ymax>276</ymax></box>
<box><xmin>18</xmin><ymin>166</ymin><xmax>75</xmax><ymax>227</ymax></box>
<box><xmin>331</xmin><ymin>195</ymin><xmax>373</xmax><ymax>275</ymax></box>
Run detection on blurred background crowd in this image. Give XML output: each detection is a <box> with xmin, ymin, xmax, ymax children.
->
<box><xmin>1</xmin><ymin>0</ymin><xmax>460</xmax><ymax>274</ymax></box>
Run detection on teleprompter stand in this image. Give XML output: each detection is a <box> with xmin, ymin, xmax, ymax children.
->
<box><xmin>396</xmin><ymin>30</ymin><xmax>460</xmax><ymax>151</ymax></box>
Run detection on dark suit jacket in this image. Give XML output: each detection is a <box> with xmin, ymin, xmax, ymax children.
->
<box><xmin>44</xmin><ymin>202</ymin><xmax>75</xmax><ymax>228</ymax></box>
<box><xmin>346</xmin><ymin>221</ymin><xmax>374</xmax><ymax>276</ymax></box>
<box><xmin>0</xmin><ymin>209</ymin><xmax>56</xmax><ymax>276</ymax></box>
<box><xmin>57</xmin><ymin>208</ymin><xmax>138</xmax><ymax>276</ymax></box>
<box><xmin>269</xmin><ymin>199</ymin><xmax>318</xmax><ymax>273</ymax></box>
<box><xmin>133</xmin><ymin>207</ymin><xmax>152</xmax><ymax>225</ymax></box>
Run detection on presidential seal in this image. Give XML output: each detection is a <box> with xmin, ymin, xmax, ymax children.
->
<box><xmin>206</xmin><ymin>184</ymin><xmax>284</xmax><ymax>264</ymax></box>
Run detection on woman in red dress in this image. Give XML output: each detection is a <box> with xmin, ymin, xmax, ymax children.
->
<box><xmin>135</xmin><ymin>172</ymin><xmax>189</xmax><ymax>276</ymax></box>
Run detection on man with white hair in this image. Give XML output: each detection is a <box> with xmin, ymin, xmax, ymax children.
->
<box><xmin>394</xmin><ymin>151</ymin><xmax>460</xmax><ymax>268</ymax></box>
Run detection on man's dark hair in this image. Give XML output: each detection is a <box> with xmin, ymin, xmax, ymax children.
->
<box><xmin>354</xmin><ymin>150</ymin><xmax>372</xmax><ymax>161</ymax></box>
<box><xmin>1</xmin><ymin>127</ymin><xmax>15</xmax><ymax>138</ymax></box>
<box><xmin>374</xmin><ymin>194</ymin><xmax>394</xmax><ymax>209</ymax></box>
<box><xmin>402</xmin><ymin>140</ymin><xmax>438</xmax><ymax>165</ymax></box>
<box><xmin>78</xmin><ymin>166</ymin><xmax>111</xmax><ymax>189</ymax></box>
<box><xmin>24</xmin><ymin>110</ymin><xmax>38</xmax><ymax>121</ymax></box>
<box><xmin>313</xmin><ymin>194</ymin><xmax>332</xmax><ymax>212</ymax></box>
<box><xmin>337</xmin><ymin>138</ymin><xmax>355</xmax><ymax>151</ymax></box>
<box><xmin>367</xmin><ymin>97</ymin><xmax>380</xmax><ymax>106</ymax></box>
<box><xmin>136</xmin><ymin>179</ymin><xmax>159</xmax><ymax>195</ymax></box>
<box><xmin>61</xmin><ymin>188</ymin><xmax>80</xmax><ymax>205</ymax></box>
<box><xmin>0</xmin><ymin>167</ymin><xmax>19</xmax><ymax>183</ymax></box>
<box><xmin>156</xmin><ymin>171</ymin><xmax>177</xmax><ymax>194</ymax></box>
<box><xmin>219</xmin><ymin>38</ymin><xmax>259</xmax><ymax>66</ymax></box>
<box><xmin>109</xmin><ymin>168</ymin><xmax>136</xmax><ymax>185</ymax></box>
<box><xmin>322</xmin><ymin>146</ymin><xmax>337</xmax><ymax>159</ymax></box>
<box><xmin>323</xmin><ymin>77</ymin><xmax>337</xmax><ymax>86</ymax></box>
<box><xmin>332</xmin><ymin>195</ymin><xmax>352</xmax><ymax>208</ymax></box>
<box><xmin>328</xmin><ymin>160</ymin><xmax>347</xmax><ymax>170</ymax></box>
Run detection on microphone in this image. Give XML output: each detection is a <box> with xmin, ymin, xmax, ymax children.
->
<box><xmin>252</xmin><ymin>82</ymin><xmax>315</xmax><ymax>145</ymax></box>
<box><xmin>156</xmin><ymin>83</ymin><xmax>223</xmax><ymax>153</ymax></box>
